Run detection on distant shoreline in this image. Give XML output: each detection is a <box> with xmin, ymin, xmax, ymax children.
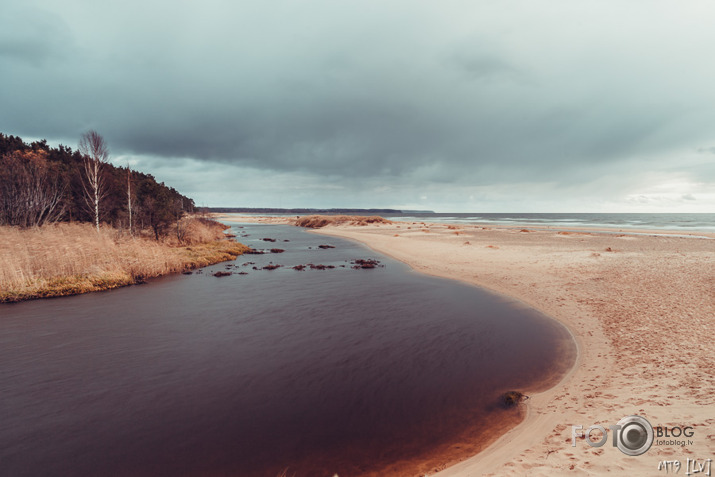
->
<box><xmin>216</xmin><ymin>211</ymin><xmax>715</xmax><ymax>234</ymax></box>
<box><xmin>215</xmin><ymin>213</ymin><xmax>715</xmax><ymax>238</ymax></box>
<box><xmin>207</xmin><ymin>207</ymin><xmax>434</xmax><ymax>214</ymax></box>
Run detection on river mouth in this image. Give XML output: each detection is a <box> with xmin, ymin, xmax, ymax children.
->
<box><xmin>0</xmin><ymin>223</ymin><xmax>576</xmax><ymax>477</ymax></box>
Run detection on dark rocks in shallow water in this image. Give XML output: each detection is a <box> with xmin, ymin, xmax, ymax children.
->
<box><xmin>261</xmin><ymin>238</ymin><xmax>277</xmax><ymax>242</ymax></box>
<box><xmin>308</xmin><ymin>264</ymin><xmax>335</xmax><ymax>270</ymax></box>
<box><xmin>213</xmin><ymin>271</ymin><xmax>232</xmax><ymax>277</ymax></box>
<box><xmin>351</xmin><ymin>259</ymin><xmax>383</xmax><ymax>269</ymax></box>
<box><xmin>262</xmin><ymin>264</ymin><xmax>282</xmax><ymax>271</ymax></box>
<box><xmin>270</xmin><ymin>248</ymin><xmax>285</xmax><ymax>253</ymax></box>
<box><xmin>291</xmin><ymin>263</ymin><xmax>336</xmax><ymax>270</ymax></box>
<box><xmin>318</xmin><ymin>244</ymin><xmax>335</xmax><ymax>249</ymax></box>
<box><xmin>237</xmin><ymin>271</ymin><xmax>248</xmax><ymax>275</ymax></box>
<box><xmin>288</xmin><ymin>261</ymin><xmax>380</xmax><ymax>271</ymax></box>
<box><xmin>182</xmin><ymin>271</ymin><xmax>193</xmax><ymax>275</ymax></box>
<box><xmin>242</xmin><ymin>262</ymin><xmax>255</xmax><ymax>266</ymax></box>
<box><xmin>245</xmin><ymin>249</ymin><xmax>265</xmax><ymax>255</ymax></box>
<box><xmin>499</xmin><ymin>391</ymin><xmax>527</xmax><ymax>407</ymax></box>
<box><xmin>283</xmin><ymin>239</ymin><xmax>290</xmax><ymax>242</ymax></box>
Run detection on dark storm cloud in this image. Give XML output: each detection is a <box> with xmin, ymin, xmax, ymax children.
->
<box><xmin>1</xmin><ymin>0</ymin><xmax>714</xmax><ymax>210</ymax></box>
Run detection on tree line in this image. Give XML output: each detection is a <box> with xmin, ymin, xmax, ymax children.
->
<box><xmin>0</xmin><ymin>132</ymin><xmax>196</xmax><ymax>238</ymax></box>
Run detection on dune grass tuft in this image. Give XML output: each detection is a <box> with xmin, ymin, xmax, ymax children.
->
<box><xmin>294</xmin><ymin>215</ymin><xmax>391</xmax><ymax>228</ymax></box>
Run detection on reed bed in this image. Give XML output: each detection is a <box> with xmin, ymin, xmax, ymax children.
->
<box><xmin>0</xmin><ymin>218</ymin><xmax>248</xmax><ymax>302</ymax></box>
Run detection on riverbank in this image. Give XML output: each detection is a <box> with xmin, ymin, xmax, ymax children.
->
<box><xmin>0</xmin><ymin>218</ymin><xmax>248</xmax><ymax>303</ymax></box>
<box><xmin>222</xmin><ymin>215</ymin><xmax>714</xmax><ymax>476</ymax></box>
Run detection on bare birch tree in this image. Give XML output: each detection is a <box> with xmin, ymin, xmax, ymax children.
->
<box><xmin>78</xmin><ymin>130</ymin><xmax>109</xmax><ymax>232</ymax></box>
<box><xmin>126</xmin><ymin>163</ymin><xmax>134</xmax><ymax>235</ymax></box>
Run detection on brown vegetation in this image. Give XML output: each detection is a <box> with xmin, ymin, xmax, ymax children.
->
<box><xmin>294</xmin><ymin>215</ymin><xmax>392</xmax><ymax>228</ymax></box>
<box><xmin>0</xmin><ymin>217</ymin><xmax>248</xmax><ymax>303</ymax></box>
<box><xmin>0</xmin><ymin>149</ymin><xmax>66</xmax><ymax>227</ymax></box>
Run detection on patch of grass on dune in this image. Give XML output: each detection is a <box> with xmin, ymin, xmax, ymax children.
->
<box><xmin>294</xmin><ymin>215</ymin><xmax>392</xmax><ymax>228</ymax></box>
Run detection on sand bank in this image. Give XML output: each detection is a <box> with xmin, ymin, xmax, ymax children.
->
<box><xmin>306</xmin><ymin>220</ymin><xmax>714</xmax><ymax>476</ymax></box>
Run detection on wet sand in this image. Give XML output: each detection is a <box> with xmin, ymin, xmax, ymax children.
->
<box><xmin>238</xmin><ymin>216</ymin><xmax>715</xmax><ymax>476</ymax></box>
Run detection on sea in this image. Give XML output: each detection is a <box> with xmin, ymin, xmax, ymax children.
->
<box><xmin>381</xmin><ymin>212</ymin><xmax>715</xmax><ymax>232</ymax></box>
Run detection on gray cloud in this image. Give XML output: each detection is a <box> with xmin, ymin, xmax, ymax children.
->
<box><xmin>0</xmin><ymin>6</ymin><xmax>75</xmax><ymax>66</ymax></box>
<box><xmin>1</xmin><ymin>0</ymin><xmax>715</xmax><ymax>210</ymax></box>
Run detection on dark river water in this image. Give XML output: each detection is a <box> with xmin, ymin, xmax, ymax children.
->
<box><xmin>0</xmin><ymin>223</ymin><xmax>576</xmax><ymax>477</ymax></box>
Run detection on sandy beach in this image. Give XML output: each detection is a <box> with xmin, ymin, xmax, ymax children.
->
<box><xmin>224</xmin><ymin>215</ymin><xmax>714</xmax><ymax>476</ymax></box>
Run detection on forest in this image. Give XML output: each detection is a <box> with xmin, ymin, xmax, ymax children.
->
<box><xmin>0</xmin><ymin>132</ymin><xmax>195</xmax><ymax>239</ymax></box>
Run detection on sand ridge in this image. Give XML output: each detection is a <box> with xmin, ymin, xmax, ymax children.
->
<box><xmin>307</xmin><ymin>221</ymin><xmax>714</xmax><ymax>476</ymax></box>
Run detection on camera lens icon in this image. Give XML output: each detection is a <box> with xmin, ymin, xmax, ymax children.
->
<box><xmin>616</xmin><ymin>415</ymin><xmax>654</xmax><ymax>456</ymax></box>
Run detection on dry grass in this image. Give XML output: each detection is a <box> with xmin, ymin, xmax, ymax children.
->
<box><xmin>0</xmin><ymin>218</ymin><xmax>248</xmax><ymax>303</ymax></box>
<box><xmin>174</xmin><ymin>216</ymin><xmax>231</xmax><ymax>245</ymax></box>
<box><xmin>294</xmin><ymin>215</ymin><xmax>392</xmax><ymax>228</ymax></box>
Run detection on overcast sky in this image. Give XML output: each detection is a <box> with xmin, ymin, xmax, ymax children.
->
<box><xmin>1</xmin><ymin>0</ymin><xmax>714</xmax><ymax>212</ymax></box>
